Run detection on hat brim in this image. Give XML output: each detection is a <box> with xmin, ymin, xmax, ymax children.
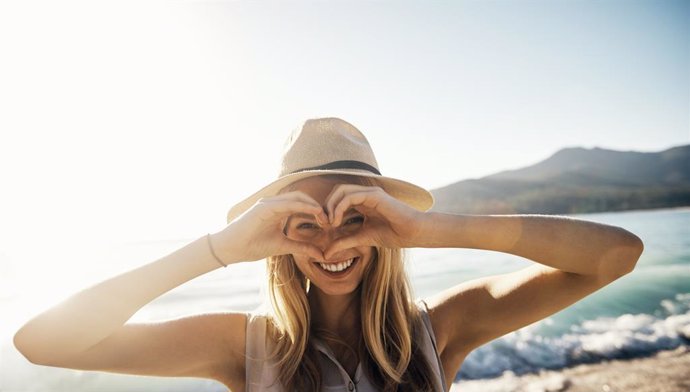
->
<box><xmin>226</xmin><ymin>169</ymin><xmax>434</xmax><ymax>224</ymax></box>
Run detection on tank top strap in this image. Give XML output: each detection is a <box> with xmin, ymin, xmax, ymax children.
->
<box><xmin>245</xmin><ymin>312</ymin><xmax>282</xmax><ymax>391</ymax></box>
<box><xmin>416</xmin><ymin>299</ymin><xmax>450</xmax><ymax>392</ymax></box>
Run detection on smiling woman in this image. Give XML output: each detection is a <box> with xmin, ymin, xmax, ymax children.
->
<box><xmin>261</xmin><ymin>174</ymin><xmax>436</xmax><ymax>392</ymax></box>
<box><xmin>13</xmin><ymin>117</ymin><xmax>644</xmax><ymax>392</ymax></box>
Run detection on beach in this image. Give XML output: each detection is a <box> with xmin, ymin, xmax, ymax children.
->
<box><xmin>452</xmin><ymin>345</ymin><xmax>690</xmax><ymax>392</ymax></box>
<box><xmin>2</xmin><ymin>208</ymin><xmax>689</xmax><ymax>391</ymax></box>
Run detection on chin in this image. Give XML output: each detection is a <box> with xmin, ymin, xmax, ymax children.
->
<box><xmin>311</xmin><ymin>282</ymin><xmax>362</xmax><ymax>297</ymax></box>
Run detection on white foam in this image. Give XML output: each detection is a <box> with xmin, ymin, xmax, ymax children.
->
<box><xmin>457</xmin><ymin>294</ymin><xmax>690</xmax><ymax>381</ymax></box>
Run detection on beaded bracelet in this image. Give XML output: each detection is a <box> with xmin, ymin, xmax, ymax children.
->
<box><xmin>206</xmin><ymin>233</ymin><xmax>228</xmax><ymax>268</ymax></box>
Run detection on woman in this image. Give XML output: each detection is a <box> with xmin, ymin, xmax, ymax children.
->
<box><xmin>14</xmin><ymin>117</ymin><xmax>644</xmax><ymax>392</ymax></box>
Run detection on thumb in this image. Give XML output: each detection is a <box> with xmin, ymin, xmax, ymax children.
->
<box><xmin>324</xmin><ymin>232</ymin><xmax>373</xmax><ymax>260</ymax></box>
<box><xmin>282</xmin><ymin>239</ymin><xmax>325</xmax><ymax>261</ymax></box>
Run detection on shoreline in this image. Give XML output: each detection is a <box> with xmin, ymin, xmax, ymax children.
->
<box><xmin>564</xmin><ymin>206</ymin><xmax>690</xmax><ymax>217</ymax></box>
<box><xmin>567</xmin><ymin>205</ymin><xmax>690</xmax><ymax>217</ymax></box>
<box><xmin>451</xmin><ymin>345</ymin><xmax>690</xmax><ymax>392</ymax></box>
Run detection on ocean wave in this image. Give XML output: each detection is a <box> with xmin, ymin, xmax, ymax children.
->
<box><xmin>457</xmin><ymin>293</ymin><xmax>690</xmax><ymax>381</ymax></box>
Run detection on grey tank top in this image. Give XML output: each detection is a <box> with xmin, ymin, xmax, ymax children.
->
<box><xmin>245</xmin><ymin>299</ymin><xmax>448</xmax><ymax>392</ymax></box>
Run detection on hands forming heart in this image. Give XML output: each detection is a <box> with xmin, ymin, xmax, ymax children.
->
<box><xmin>216</xmin><ymin>183</ymin><xmax>428</xmax><ymax>264</ymax></box>
<box><xmin>320</xmin><ymin>184</ymin><xmax>425</xmax><ymax>259</ymax></box>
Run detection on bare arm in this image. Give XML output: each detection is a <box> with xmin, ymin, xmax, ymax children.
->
<box><xmin>13</xmin><ymin>234</ymin><xmax>247</xmax><ymax>384</ymax></box>
<box><xmin>320</xmin><ymin>185</ymin><xmax>644</xmax><ymax>387</ymax></box>
<box><xmin>417</xmin><ymin>213</ymin><xmax>644</xmax><ymax>278</ymax></box>
<box><xmin>420</xmin><ymin>213</ymin><xmax>644</xmax><ymax>377</ymax></box>
<box><xmin>324</xmin><ymin>186</ymin><xmax>643</xmax><ymax>279</ymax></box>
<box><xmin>13</xmin><ymin>191</ymin><xmax>328</xmax><ymax>390</ymax></box>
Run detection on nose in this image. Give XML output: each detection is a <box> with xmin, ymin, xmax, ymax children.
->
<box><xmin>312</xmin><ymin>225</ymin><xmax>349</xmax><ymax>256</ymax></box>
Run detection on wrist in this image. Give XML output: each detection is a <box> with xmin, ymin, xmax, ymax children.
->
<box><xmin>414</xmin><ymin>212</ymin><xmax>470</xmax><ymax>248</ymax></box>
<box><xmin>208</xmin><ymin>229</ymin><xmax>241</xmax><ymax>266</ymax></box>
<box><xmin>410</xmin><ymin>211</ymin><xmax>441</xmax><ymax>248</ymax></box>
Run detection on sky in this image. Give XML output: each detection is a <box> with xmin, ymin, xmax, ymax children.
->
<box><xmin>0</xmin><ymin>0</ymin><xmax>688</xmax><ymax>251</ymax></box>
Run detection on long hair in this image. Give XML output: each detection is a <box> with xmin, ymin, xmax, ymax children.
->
<box><xmin>263</xmin><ymin>175</ymin><xmax>436</xmax><ymax>392</ymax></box>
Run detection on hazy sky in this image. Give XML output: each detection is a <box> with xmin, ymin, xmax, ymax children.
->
<box><xmin>1</xmin><ymin>0</ymin><xmax>688</xmax><ymax>247</ymax></box>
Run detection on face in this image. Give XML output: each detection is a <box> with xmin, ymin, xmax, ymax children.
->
<box><xmin>282</xmin><ymin>176</ymin><xmax>374</xmax><ymax>297</ymax></box>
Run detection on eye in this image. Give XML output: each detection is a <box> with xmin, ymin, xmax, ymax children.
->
<box><xmin>343</xmin><ymin>216</ymin><xmax>365</xmax><ymax>225</ymax></box>
<box><xmin>297</xmin><ymin>222</ymin><xmax>319</xmax><ymax>230</ymax></box>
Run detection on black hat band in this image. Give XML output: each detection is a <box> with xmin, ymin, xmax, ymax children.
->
<box><xmin>290</xmin><ymin>160</ymin><xmax>381</xmax><ymax>175</ymax></box>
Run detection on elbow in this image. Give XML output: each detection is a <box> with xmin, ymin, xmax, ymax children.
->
<box><xmin>14</xmin><ymin>326</ymin><xmax>57</xmax><ymax>366</ymax></box>
<box><xmin>621</xmin><ymin>232</ymin><xmax>644</xmax><ymax>273</ymax></box>
<box><xmin>604</xmin><ymin>231</ymin><xmax>644</xmax><ymax>280</ymax></box>
<box><xmin>13</xmin><ymin>327</ymin><xmax>41</xmax><ymax>365</ymax></box>
<box><xmin>13</xmin><ymin>327</ymin><xmax>37</xmax><ymax>364</ymax></box>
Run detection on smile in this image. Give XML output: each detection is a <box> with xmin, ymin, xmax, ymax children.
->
<box><xmin>314</xmin><ymin>257</ymin><xmax>359</xmax><ymax>276</ymax></box>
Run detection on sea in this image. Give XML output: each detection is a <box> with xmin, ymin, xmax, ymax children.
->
<box><xmin>1</xmin><ymin>208</ymin><xmax>688</xmax><ymax>391</ymax></box>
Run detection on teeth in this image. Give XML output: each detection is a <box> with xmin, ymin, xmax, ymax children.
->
<box><xmin>318</xmin><ymin>258</ymin><xmax>355</xmax><ymax>273</ymax></box>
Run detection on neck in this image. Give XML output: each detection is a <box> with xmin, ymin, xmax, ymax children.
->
<box><xmin>308</xmin><ymin>286</ymin><xmax>361</xmax><ymax>337</ymax></box>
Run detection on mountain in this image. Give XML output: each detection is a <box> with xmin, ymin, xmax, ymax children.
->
<box><xmin>430</xmin><ymin>145</ymin><xmax>690</xmax><ymax>215</ymax></box>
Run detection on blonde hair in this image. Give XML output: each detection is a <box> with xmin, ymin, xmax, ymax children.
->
<box><xmin>263</xmin><ymin>174</ymin><xmax>435</xmax><ymax>391</ymax></box>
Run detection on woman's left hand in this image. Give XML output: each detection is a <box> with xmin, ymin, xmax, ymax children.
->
<box><xmin>323</xmin><ymin>184</ymin><xmax>428</xmax><ymax>259</ymax></box>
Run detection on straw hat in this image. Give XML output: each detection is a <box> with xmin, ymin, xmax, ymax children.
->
<box><xmin>226</xmin><ymin>117</ymin><xmax>434</xmax><ymax>224</ymax></box>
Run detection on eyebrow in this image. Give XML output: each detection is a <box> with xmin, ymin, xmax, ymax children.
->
<box><xmin>290</xmin><ymin>212</ymin><xmax>317</xmax><ymax>220</ymax></box>
<box><xmin>288</xmin><ymin>208</ymin><xmax>360</xmax><ymax>221</ymax></box>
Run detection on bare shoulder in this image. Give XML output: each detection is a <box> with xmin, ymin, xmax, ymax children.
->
<box><xmin>42</xmin><ymin>311</ymin><xmax>249</xmax><ymax>391</ymax></box>
<box><xmin>424</xmin><ymin>264</ymin><xmax>626</xmax><ymax>382</ymax></box>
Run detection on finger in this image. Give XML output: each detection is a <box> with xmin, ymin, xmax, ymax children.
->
<box><xmin>324</xmin><ymin>184</ymin><xmax>349</xmax><ymax>221</ymax></box>
<box><xmin>281</xmin><ymin>238</ymin><xmax>325</xmax><ymax>260</ymax></box>
<box><xmin>325</xmin><ymin>184</ymin><xmax>373</xmax><ymax>223</ymax></box>
<box><xmin>261</xmin><ymin>200</ymin><xmax>326</xmax><ymax>224</ymax></box>
<box><xmin>275</xmin><ymin>191</ymin><xmax>329</xmax><ymax>224</ymax></box>
<box><xmin>272</xmin><ymin>190</ymin><xmax>320</xmax><ymax>206</ymax></box>
<box><xmin>324</xmin><ymin>232</ymin><xmax>373</xmax><ymax>260</ymax></box>
<box><xmin>270</xmin><ymin>191</ymin><xmax>324</xmax><ymax>215</ymax></box>
<box><xmin>331</xmin><ymin>190</ymin><xmax>381</xmax><ymax>227</ymax></box>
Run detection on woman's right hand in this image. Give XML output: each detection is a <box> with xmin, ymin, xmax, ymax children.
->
<box><xmin>212</xmin><ymin>191</ymin><xmax>329</xmax><ymax>263</ymax></box>
<box><xmin>11</xmin><ymin>193</ymin><xmax>319</xmax><ymax>391</ymax></box>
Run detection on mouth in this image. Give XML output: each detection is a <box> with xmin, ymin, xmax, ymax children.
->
<box><xmin>313</xmin><ymin>257</ymin><xmax>360</xmax><ymax>277</ymax></box>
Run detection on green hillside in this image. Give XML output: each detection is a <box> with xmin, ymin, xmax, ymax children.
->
<box><xmin>430</xmin><ymin>145</ymin><xmax>690</xmax><ymax>215</ymax></box>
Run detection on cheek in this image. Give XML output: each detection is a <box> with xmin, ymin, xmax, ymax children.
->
<box><xmin>358</xmin><ymin>246</ymin><xmax>375</xmax><ymax>259</ymax></box>
<box><xmin>291</xmin><ymin>255</ymin><xmax>312</xmax><ymax>274</ymax></box>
